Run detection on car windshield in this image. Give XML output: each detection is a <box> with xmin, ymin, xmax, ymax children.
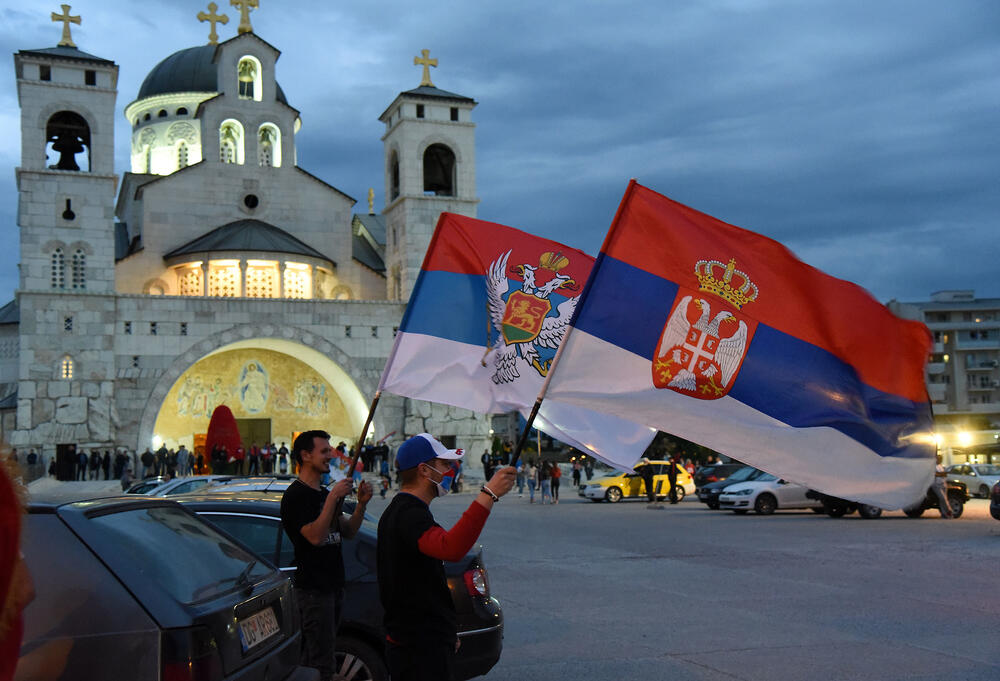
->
<box><xmin>88</xmin><ymin>506</ymin><xmax>272</xmax><ymax>604</ymax></box>
<box><xmin>974</xmin><ymin>465</ymin><xmax>1000</xmax><ymax>475</ymax></box>
<box><xmin>724</xmin><ymin>467</ymin><xmax>759</xmax><ymax>483</ymax></box>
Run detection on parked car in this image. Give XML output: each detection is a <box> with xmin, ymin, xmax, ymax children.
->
<box><xmin>902</xmin><ymin>480</ymin><xmax>969</xmax><ymax>518</ymax></box>
<box><xmin>697</xmin><ymin>466</ymin><xmax>766</xmax><ymax>509</ymax></box>
<box><xmin>126</xmin><ymin>473</ymin><xmax>231</xmax><ymax>496</ymax></box>
<box><xmin>945</xmin><ymin>463</ymin><xmax>1000</xmax><ymax>499</ymax></box>
<box><xmin>580</xmin><ymin>461</ymin><xmax>693</xmax><ymax>502</ymax></box>
<box><xmin>693</xmin><ymin>463</ymin><xmax>744</xmax><ymax>490</ymax></box>
<box><xmin>990</xmin><ymin>480</ymin><xmax>1000</xmax><ymax>521</ymax></box>
<box><xmin>18</xmin><ymin>496</ymin><xmax>316</xmax><ymax>681</ymax></box>
<box><xmin>177</xmin><ymin>491</ymin><xmax>503</xmax><ymax>681</ymax></box>
<box><xmin>718</xmin><ymin>473</ymin><xmax>823</xmax><ymax>514</ymax></box>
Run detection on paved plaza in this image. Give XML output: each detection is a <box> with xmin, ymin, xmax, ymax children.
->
<box><xmin>368</xmin><ymin>490</ymin><xmax>1000</xmax><ymax>681</ymax></box>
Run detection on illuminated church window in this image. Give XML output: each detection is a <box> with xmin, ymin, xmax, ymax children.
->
<box><xmin>238</xmin><ymin>56</ymin><xmax>262</xmax><ymax>101</ymax></box>
<box><xmin>208</xmin><ymin>261</ymin><xmax>240</xmax><ymax>297</ymax></box>
<box><xmin>245</xmin><ymin>261</ymin><xmax>278</xmax><ymax>298</ymax></box>
<box><xmin>178</xmin><ymin>266</ymin><xmax>203</xmax><ymax>296</ymax></box>
<box><xmin>258</xmin><ymin>124</ymin><xmax>281</xmax><ymax>167</ymax></box>
<box><xmin>71</xmin><ymin>249</ymin><xmax>86</xmax><ymax>289</ymax></box>
<box><xmin>219</xmin><ymin>121</ymin><xmax>244</xmax><ymax>165</ymax></box>
<box><xmin>51</xmin><ymin>248</ymin><xmax>65</xmax><ymax>289</ymax></box>
<box><xmin>60</xmin><ymin>356</ymin><xmax>74</xmax><ymax>379</ymax></box>
<box><xmin>283</xmin><ymin>263</ymin><xmax>311</xmax><ymax>299</ymax></box>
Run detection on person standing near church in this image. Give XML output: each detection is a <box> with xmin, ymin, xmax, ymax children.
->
<box><xmin>280</xmin><ymin>430</ymin><xmax>372</xmax><ymax>681</ymax></box>
<box><xmin>377</xmin><ymin>434</ymin><xmax>515</xmax><ymax>681</ymax></box>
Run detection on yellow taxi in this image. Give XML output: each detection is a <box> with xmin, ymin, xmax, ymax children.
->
<box><xmin>579</xmin><ymin>460</ymin><xmax>693</xmax><ymax>503</ymax></box>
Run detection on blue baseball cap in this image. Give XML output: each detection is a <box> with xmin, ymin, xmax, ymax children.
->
<box><xmin>396</xmin><ymin>434</ymin><xmax>464</xmax><ymax>471</ymax></box>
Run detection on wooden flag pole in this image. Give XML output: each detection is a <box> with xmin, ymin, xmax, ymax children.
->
<box><xmin>329</xmin><ymin>390</ymin><xmax>382</xmax><ymax>529</ymax></box>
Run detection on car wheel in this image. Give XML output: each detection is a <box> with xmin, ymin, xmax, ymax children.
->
<box><xmin>605</xmin><ymin>486</ymin><xmax>623</xmax><ymax>503</ymax></box>
<box><xmin>948</xmin><ymin>495</ymin><xmax>964</xmax><ymax>519</ymax></box>
<box><xmin>825</xmin><ymin>503</ymin><xmax>848</xmax><ymax>518</ymax></box>
<box><xmin>857</xmin><ymin>504</ymin><xmax>883</xmax><ymax>519</ymax></box>
<box><xmin>754</xmin><ymin>494</ymin><xmax>777</xmax><ymax>515</ymax></box>
<box><xmin>674</xmin><ymin>486</ymin><xmax>686</xmax><ymax>502</ymax></box>
<box><xmin>903</xmin><ymin>507</ymin><xmax>924</xmax><ymax>518</ymax></box>
<box><xmin>979</xmin><ymin>485</ymin><xmax>990</xmax><ymax>499</ymax></box>
<box><xmin>336</xmin><ymin>636</ymin><xmax>388</xmax><ymax>681</ymax></box>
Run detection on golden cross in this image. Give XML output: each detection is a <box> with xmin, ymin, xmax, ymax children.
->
<box><xmin>413</xmin><ymin>49</ymin><xmax>437</xmax><ymax>87</ymax></box>
<box><xmin>51</xmin><ymin>4</ymin><xmax>81</xmax><ymax>48</ymax></box>
<box><xmin>197</xmin><ymin>2</ymin><xmax>229</xmax><ymax>45</ymax></box>
<box><xmin>230</xmin><ymin>0</ymin><xmax>258</xmax><ymax>35</ymax></box>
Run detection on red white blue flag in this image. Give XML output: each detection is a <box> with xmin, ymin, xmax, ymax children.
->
<box><xmin>545</xmin><ymin>182</ymin><xmax>935</xmax><ymax>508</ymax></box>
<box><xmin>379</xmin><ymin>213</ymin><xmax>656</xmax><ymax>468</ymax></box>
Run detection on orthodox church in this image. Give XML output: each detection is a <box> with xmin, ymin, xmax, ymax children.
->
<box><xmin>0</xmin><ymin>3</ymin><xmax>491</xmax><ymax>462</ymax></box>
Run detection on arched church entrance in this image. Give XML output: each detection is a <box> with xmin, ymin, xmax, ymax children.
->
<box><xmin>140</xmin><ymin>334</ymin><xmax>370</xmax><ymax>455</ymax></box>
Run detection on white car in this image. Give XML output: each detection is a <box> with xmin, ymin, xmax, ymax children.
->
<box><xmin>718</xmin><ymin>473</ymin><xmax>823</xmax><ymax>515</ymax></box>
<box><xmin>946</xmin><ymin>463</ymin><xmax>1000</xmax><ymax>498</ymax></box>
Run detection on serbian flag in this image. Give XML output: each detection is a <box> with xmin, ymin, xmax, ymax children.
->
<box><xmin>545</xmin><ymin>182</ymin><xmax>935</xmax><ymax>509</ymax></box>
<box><xmin>379</xmin><ymin>213</ymin><xmax>655</xmax><ymax>468</ymax></box>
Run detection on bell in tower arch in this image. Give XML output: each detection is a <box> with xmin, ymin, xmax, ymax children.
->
<box><xmin>423</xmin><ymin>143</ymin><xmax>455</xmax><ymax>196</ymax></box>
<box><xmin>46</xmin><ymin>111</ymin><xmax>91</xmax><ymax>171</ymax></box>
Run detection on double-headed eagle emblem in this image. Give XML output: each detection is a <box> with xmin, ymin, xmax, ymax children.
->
<box><xmin>485</xmin><ymin>250</ymin><xmax>578</xmax><ymax>384</ymax></box>
<box><xmin>653</xmin><ymin>258</ymin><xmax>759</xmax><ymax>399</ymax></box>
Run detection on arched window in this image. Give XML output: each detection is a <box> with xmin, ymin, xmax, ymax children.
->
<box><xmin>177</xmin><ymin>141</ymin><xmax>189</xmax><ymax>169</ymax></box>
<box><xmin>423</xmin><ymin>143</ymin><xmax>455</xmax><ymax>196</ymax></box>
<box><xmin>237</xmin><ymin>56</ymin><xmax>263</xmax><ymax>102</ymax></box>
<box><xmin>45</xmin><ymin>111</ymin><xmax>91</xmax><ymax>172</ymax></box>
<box><xmin>176</xmin><ymin>107</ymin><xmax>188</xmax><ymax>116</ymax></box>
<box><xmin>51</xmin><ymin>248</ymin><xmax>65</xmax><ymax>289</ymax></box>
<box><xmin>258</xmin><ymin>124</ymin><xmax>281</xmax><ymax>167</ymax></box>
<box><xmin>389</xmin><ymin>150</ymin><xmax>400</xmax><ymax>201</ymax></box>
<box><xmin>219</xmin><ymin>120</ymin><xmax>244</xmax><ymax>164</ymax></box>
<box><xmin>60</xmin><ymin>356</ymin><xmax>74</xmax><ymax>380</ymax></box>
<box><xmin>71</xmin><ymin>249</ymin><xmax>86</xmax><ymax>290</ymax></box>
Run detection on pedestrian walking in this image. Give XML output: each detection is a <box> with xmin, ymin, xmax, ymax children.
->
<box><xmin>551</xmin><ymin>463</ymin><xmax>561</xmax><ymax>503</ymax></box>
<box><xmin>539</xmin><ymin>461</ymin><xmax>553</xmax><ymax>504</ymax></box>
<box><xmin>377</xmin><ymin>434</ymin><xmax>515</xmax><ymax>681</ymax></box>
<box><xmin>571</xmin><ymin>458</ymin><xmax>582</xmax><ymax>488</ymax></box>
<box><xmin>280</xmin><ymin>430</ymin><xmax>373</xmax><ymax>681</ymax></box>
<box><xmin>668</xmin><ymin>454</ymin><xmax>680</xmax><ymax>504</ymax></box>
<box><xmin>932</xmin><ymin>455</ymin><xmax>953</xmax><ymax>518</ymax></box>
<box><xmin>525</xmin><ymin>461</ymin><xmax>537</xmax><ymax>503</ymax></box>
<box><xmin>638</xmin><ymin>458</ymin><xmax>656</xmax><ymax>503</ymax></box>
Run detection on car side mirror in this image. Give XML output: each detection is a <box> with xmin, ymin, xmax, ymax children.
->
<box><xmin>778</xmin><ymin>479</ymin><xmax>787</xmax><ymax>485</ymax></box>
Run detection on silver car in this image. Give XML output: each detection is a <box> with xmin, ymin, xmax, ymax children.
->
<box><xmin>945</xmin><ymin>463</ymin><xmax>1000</xmax><ymax>498</ymax></box>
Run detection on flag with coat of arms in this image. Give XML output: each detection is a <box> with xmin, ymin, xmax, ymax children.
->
<box><xmin>543</xmin><ymin>181</ymin><xmax>935</xmax><ymax>509</ymax></box>
<box><xmin>378</xmin><ymin>213</ymin><xmax>656</xmax><ymax>469</ymax></box>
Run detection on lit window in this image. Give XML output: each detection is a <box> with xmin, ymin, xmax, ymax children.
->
<box><xmin>237</xmin><ymin>56</ymin><xmax>262</xmax><ymax>101</ymax></box>
<box><xmin>219</xmin><ymin>120</ymin><xmax>244</xmax><ymax>164</ymax></box>
<box><xmin>178</xmin><ymin>266</ymin><xmax>203</xmax><ymax>296</ymax></box>
<box><xmin>208</xmin><ymin>260</ymin><xmax>240</xmax><ymax>297</ymax></box>
<box><xmin>60</xmin><ymin>357</ymin><xmax>74</xmax><ymax>379</ymax></box>
<box><xmin>283</xmin><ymin>263</ymin><xmax>311</xmax><ymax>299</ymax></box>
<box><xmin>258</xmin><ymin>124</ymin><xmax>281</xmax><ymax>167</ymax></box>
<box><xmin>245</xmin><ymin>260</ymin><xmax>278</xmax><ymax>298</ymax></box>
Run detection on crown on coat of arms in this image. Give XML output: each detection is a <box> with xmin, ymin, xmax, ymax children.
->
<box><xmin>695</xmin><ymin>258</ymin><xmax>759</xmax><ymax>309</ymax></box>
<box><xmin>539</xmin><ymin>251</ymin><xmax>570</xmax><ymax>272</ymax></box>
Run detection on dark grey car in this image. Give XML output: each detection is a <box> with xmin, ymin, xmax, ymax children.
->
<box><xmin>17</xmin><ymin>496</ymin><xmax>317</xmax><ymax>681</ymax></box>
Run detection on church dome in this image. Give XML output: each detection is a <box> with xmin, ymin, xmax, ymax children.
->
<box><xmin>137</xmin><ymin>45</ymin><xmax>287</xmax><ymax>104</ymax></box>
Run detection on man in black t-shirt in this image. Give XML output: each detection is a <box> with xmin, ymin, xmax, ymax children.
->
<box><xmin>377</xmin><ymin>433</ymin><xmax>516</xmax><ymax>681</ymax></box>
<box><xmin>280</xmin><ymin>430</ymin><xmax>372</xmax><ymax>681</ymax></box>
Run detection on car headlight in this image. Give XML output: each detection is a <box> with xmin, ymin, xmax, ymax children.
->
<box><xmin>588</xmin><ymin>484</ymin><xmax>601</xmax><ymax>489</ymax></box>
<box><xmin>730</xmin><ymin>488</ymin><xmax>753</xmax><ymax>496</ymax></box>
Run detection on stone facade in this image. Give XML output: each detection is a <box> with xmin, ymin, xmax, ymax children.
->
<box><xmin>3</xmin><ymin>29</ymin><xmax>492</xmax><ymax>465</ymax></box>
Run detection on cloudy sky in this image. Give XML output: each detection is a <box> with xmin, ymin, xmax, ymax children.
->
<box><xmin>0</xmin><ymin>0</ymin><xmax>997</xmax><ymax>305</ymax></box>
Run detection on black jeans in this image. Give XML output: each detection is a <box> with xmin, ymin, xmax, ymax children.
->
<box><xmin>295</xmin><ymin>587</ymin><xmax>343</xmax><ymax>681</ymax></box>
<box><xmin>386</xmin><ymin>639</ymin><xmax>454</xmax><ymax>681</ymax></box>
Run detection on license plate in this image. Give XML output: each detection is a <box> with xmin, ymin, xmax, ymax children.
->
<box><xmin>238</xmin><ymin>606</ymin><xmax>280</xmax><ymax>652</ymax></box>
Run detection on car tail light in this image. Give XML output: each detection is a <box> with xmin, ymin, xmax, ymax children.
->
<box><xmin>463</xmin><ymin>568</ymin><xmax>489</xmax><ymax>598</ymax></box>
<box><xmin>161</xmin><ymin>626</ymin><xmax>224</xmax><ymax>681</ymax></box>
<box><xmin>706</xmin><ymin>475</ymin><xmax>718</xmax><ymax>482</ymax></box>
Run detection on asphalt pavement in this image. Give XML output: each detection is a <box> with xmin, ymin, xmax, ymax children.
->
<box><xmin>368</xmin><ymin>488</ymin><xmax>1000</xmax><ymax>681</ymax></box>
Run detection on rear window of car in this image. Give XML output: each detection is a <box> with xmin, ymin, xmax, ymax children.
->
<box><xmin>88</xmin><ymin>505</ymin><xmax>273</xmax><ymax>604</ymax></box>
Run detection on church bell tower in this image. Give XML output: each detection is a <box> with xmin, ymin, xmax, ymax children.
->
<box><xmin>379</xmin><ymin>50</ymin><xmax>478</xmax><ymax>300</ymax></box>
<box><xmin>14</xmin><ymin>6</ymin><xmax>118</xmax><ymax>293</ymax></box>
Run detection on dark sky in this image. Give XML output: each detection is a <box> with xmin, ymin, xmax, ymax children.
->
<box><xmin>1</xmin><ymin>0</ymin><xmax>997</xmax><ymax>304</ymax></box>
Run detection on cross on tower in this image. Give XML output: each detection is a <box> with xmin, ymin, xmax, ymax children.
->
<box><xmin>414</xmin><ymin>49</ymin><xmax>437</xmax><ymax>87</ymax></box>
<box><xmin>230</xmin><ymin>0</ymin><xmax>258</xmax><ymax>35</ymax></box>
<box><xmin>197</xmin><ymin>2</ymin><xmax>229</xmax><ymax>45</ymax></box>
<box><xmin>51</xmin><ymin>4</ymin><xmax>81</xmax><ymax>48</ymax></box>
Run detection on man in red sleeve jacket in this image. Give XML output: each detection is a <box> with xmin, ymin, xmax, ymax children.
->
<box><xmin>377</xmin><ymin>433</ymin><xmax>515</xmax><ymax>681</ymax></box>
